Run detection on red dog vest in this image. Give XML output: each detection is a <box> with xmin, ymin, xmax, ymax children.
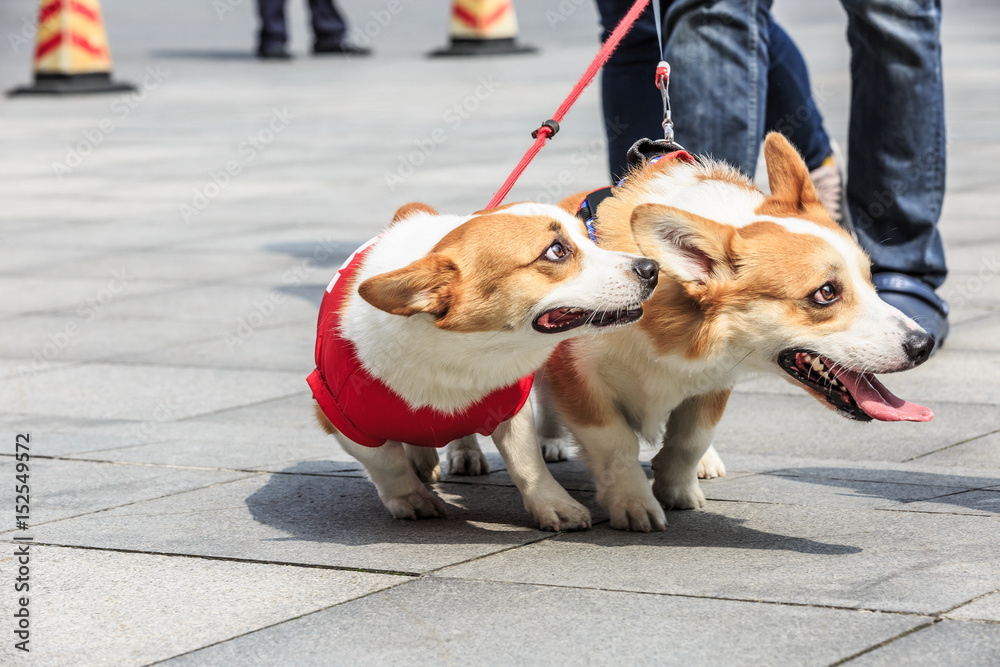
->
<box><xmin>307</xmin><ymin>239</ymin><xmax>534</xmax><ymax>448</ymax></box>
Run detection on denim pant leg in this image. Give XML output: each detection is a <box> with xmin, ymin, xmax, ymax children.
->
<box><xmin>309</xmin><ymin>0</ymin><xmax>347</xmax><ymax>46</ymax></box>
<box><xmin>663</xmin><ymin>0</ymin><xmax>772</xmax><ymax>175</ymax></box>
<box><xmin>596</xmin><ymin>0</ymin><xmax>771</xmax><ymax>181</ymax></box>
<box><xmin>765</xmin><ymin>21</ymin><xmax>831</xmax><ymax>171</ymax></box>
<box><xmin>257</xmin><ymin>0</ymin><xmax>288</xmax><ymax>48</ymax></box>
<box><xmin>840</xmin><ymin>0</ymin><xmax>947</xmax><ymax>288</ymax></box>
<box><xmin>596</xmin><ymin>0</ymin><xmax>663</xmax><ymax>181</ymax></box>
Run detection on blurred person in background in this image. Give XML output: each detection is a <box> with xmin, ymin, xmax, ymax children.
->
<box><xmin>256</xmin><ymin>0</ymin><xmax>371</xmax><ymax>59</ymax></box>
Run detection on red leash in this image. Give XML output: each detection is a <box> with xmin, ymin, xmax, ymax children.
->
<box><xmin>485</xmin><ymin>0</ymin><xmax>651</xmax><ymax>209</ymax></box>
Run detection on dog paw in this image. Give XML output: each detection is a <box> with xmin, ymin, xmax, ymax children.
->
<box><xmin>539</xmin><ymin>436</ymin><xmax>571</xmax><ymax>463</ymax></box>
<box><xmin>524</xmin><ymin>495</ymin><xmax>591</xmax><ymax>532</ymax></box>
<box><xmin>697</xmin><ymin>445</ymin><xmax>726</xmax><ymax>479</ymax></box>
<box><xmin>405</xmin><ymin>445</ymin><xmax>442</xmax><ymax>483</ymax></box>
<box><xmin>381</xmin><ymin>484</ymin><xmax>448</xmax><ymax>521</ymax></box>
<box><xmin>445</xmin><ymin>448</ymin><xmax>490</xmax><ymax>476</ymax></box>
<box><xmin>652</xmin><ymin>479</ymin><xmax>706</xmax><ymax>511</ymax></box>
<box><xmin>603</xmin><ymin>489</ymin><xmax>667</xmax><ymax>532</ymax></box>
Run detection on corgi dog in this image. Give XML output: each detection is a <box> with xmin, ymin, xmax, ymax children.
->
<box><xmin>546</xmin><ymin>133</ymin><xmax>934</xmax><ymax>532</ymax></box>
<box><xmin>308</xmin><ymin>201</ymin><xmax>659</xmax><ymax>531</ymax></box>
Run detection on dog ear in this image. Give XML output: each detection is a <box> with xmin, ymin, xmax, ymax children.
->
<box><xmin>358</xmin><ymin>254</ymin><xmax>458</xmax><ymax>318</ymax></box>
<box><xmin>390</xmin><ymin>202</ymin><xmax>438</xmax><ymax>225</ymax></box>
<box><xmin>630</xmin><ymin>203</ymin><xmax>734</xmax><ymax>284</ymax></box>
<box><xmin>762</xmin><ymin>132</ymin><xmax>820</xmax><ymax>212</ymax></box>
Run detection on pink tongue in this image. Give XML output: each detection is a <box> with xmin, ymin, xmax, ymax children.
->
<box><xmin>833</xmin><ymin>368</ymin><xmax>933</xmax><ymax>422</ymax></box>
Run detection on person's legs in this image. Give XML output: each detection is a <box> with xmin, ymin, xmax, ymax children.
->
<box><xmin>840</xmin><ymin>0</ymin><xmax>948</xmax><ymax>346</ymax></box>
<box><xmin>308</xmin><ymin>0</ymin><xmax>346</xmax><ymax>48</ymax></box>
<box><xmin>765</xmin><ymin>21</ymin><xmax>830</xmax><ymax>171</ymax></box>
<box><xmin>662</xmin><ymin>0</ymin><xmax>772</xmax><ymax>175</ymax></box>
<box><xmin>596</xmin><ymin>0</ymin><xmax>663</xmax><ymax>181</ymax></box>
<box><xmin>765</xmin><ymin>21</ymin><xmax>851</xmax><ymax>227</ymax></box>
<box><xmin>596</xmin><ymin>0</ymin><xmax>772</xmax><ymax>181</ymax></box>
<box><xmin>256</xmin><ymin>0</ymin><xmax>289</xmax><ymax>54</ymax></box>
<box><xmin>840</xmin><ymin>0</ymin><xmax>946</xmax><ymax>286</ymax></box>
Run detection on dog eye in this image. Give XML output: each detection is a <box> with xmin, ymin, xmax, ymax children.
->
<box><xmin>544</xmin><ymin>241</ymin><xmax>569</xmax><ymax>261</ymax></box>
<box><xmin>813</xmin><ymin>282</ymin><xmax>839</xmax><ymax>305</ymax></box>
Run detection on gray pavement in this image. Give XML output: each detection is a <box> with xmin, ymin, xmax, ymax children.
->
<box><xmin>0</xmin><ymin>0</ymin><xmax>998</xmax><ymax>664</ymax></box>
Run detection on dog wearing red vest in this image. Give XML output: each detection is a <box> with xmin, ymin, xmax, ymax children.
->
<box><xmin>309</xmin><ymin>201</ymin><xmax>659</xmax><ymax>530</ymax></box>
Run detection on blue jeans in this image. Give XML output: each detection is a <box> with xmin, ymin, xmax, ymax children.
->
<box><xmin>596</xmin><ymin>0</ymin><xmax>947</xmax><ymax>288</ymax></box>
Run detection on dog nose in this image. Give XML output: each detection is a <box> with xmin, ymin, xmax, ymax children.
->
<box><xmin>903</xmin><ymin>331</ymin><xmax>934</xmax><ymax>365</ymax></box>
<box><xmin>632</xmin><ymin>258</ymin><xmax>658</xmax><ymax>286</ymax></box>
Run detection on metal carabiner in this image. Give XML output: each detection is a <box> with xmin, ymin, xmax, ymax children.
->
<box><xmin>655</xmin><ymin>60</ymin><xmax>674</xmax><ymax>143</ymax></box>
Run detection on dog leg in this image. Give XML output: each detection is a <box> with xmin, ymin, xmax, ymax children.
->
<box><xmin>444</xmin><ymin>435</ymin><xmax>490</xmax><ymax>476</ymax></box>
<box><xmin>404</xmin><ymin>444</ymin><xmax>442</xmax><ymax>483</ymax></box>
<box><xmin>492</xmin><ymin>402</ymin><xmax>591</xmax><ymax>532</ymax></box>
<box><xmin>651</xmin><ymin>390</ymin><xmax>730</xmax><ymax>510</ymax></box>
<box><xmin>336</xmin><ymin>435</ymin><xmax>447</xmax><ymax>520</ymax></box>
<box><xmin>533</xmin><ymin>374</ymin><xmax>571</xmax><ymax>463</ymax></box>
<box><xmin>697</xmin><ymin>444</ymin><xmax>726</xmax><ymax>479</ymax></box>
<box><xmin>571</xmin><ymin>415</ymin><xmax>667</xmax><ymax>532</ymax></box>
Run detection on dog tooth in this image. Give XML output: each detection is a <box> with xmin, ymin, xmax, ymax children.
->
<box><xmin>811</xmin><ymin>358</ymin><xmax>824</xmax><ymax>372</ymax></box>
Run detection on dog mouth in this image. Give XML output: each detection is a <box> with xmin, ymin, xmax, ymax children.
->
<box><xmin>532</xmin><ymin>305</ymin><xmax>643</xmax><ymax>333</ymax></box>
<box><xmin>777</xmin><ymin>349</ymin><xmax>933</xmax><ymax>423</ymax></box>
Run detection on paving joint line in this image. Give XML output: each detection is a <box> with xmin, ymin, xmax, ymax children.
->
<box><xmin>144</xmin><ymin>576</ymin><xmax>420</xmax><ymax>666</ymax></box>
<box><xmin>0</xmin><ymin>540</ymin><xmax>420</xmax><ymax>577</ymax></box>
<box><xmin>428</xmin><ymin>574</ymin><xmax>941</xmax><ymax>619</ymax></box>
<box><xmin>902</xmin><ymin>427</ymin><xmax>1000</xmax><ymax>462</ymax></box>
<box><xmin>0</xmin><ymin>474</ymin><xmax>257</xmax><ymax>534</ymax></box>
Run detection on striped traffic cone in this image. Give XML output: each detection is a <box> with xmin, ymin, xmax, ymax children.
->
<box><xmin>430</xmin><ymin>0</ymin><xmax>536</xmax><ymax>57</ymax></box>
<box><xmin>8</xmin><ymin>0</ymin><xmax>134</xmax><ymax>96</ymax></box>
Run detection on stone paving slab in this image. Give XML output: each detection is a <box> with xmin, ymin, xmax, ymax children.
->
<box><xmin>0</xmin><ymin>316</ymin><xmax>220</xmax><ymax>363</ymax></box>
<box><xmin>0</xmin><ymin>362</ymin><xmax>302</xmax><ymax>420</ymax></box>
<box><xmin>947</xmin><ymin>592</ymin><xmax>1000</xmax><ymax>622</ymax></box>
<box><xmin>161</xmin><ymin>577</ymin><xmax>926</xmax><ymax>667</ymax></box>
<box><xmin>28</xmin><ymin>474</ymin><xmax>586</xmax><ymax>573</ymax></box>
<box><xmin>713</xmin><ymin>393</ymin><xmax>1000</xmax><ymax>463</ymax></box>
<box><xmin>436</xmin><ymin>503</ymin><xmax>1000</xmax><ymax>615</ymax></box>
<box><xmin>702</xmin><ymin>472</ymin><xmax>986</xmax><ymax>512</ymax></box>
<box><xmin>120</xmin><ymin>321</ymin><xmax>314</xmax><ymax>372</ymax></box>
<box><xmin>946</xmin><ymin>313</ymin><xmax>1000</xmax><ymax>352</ymax></box>
<box><xmin>0</xmin><ymin>457</ymin><xmax>248</xmax><ymax>527</ymax></box>
<box><xmin>847</xmin><ymin>620</ymin><xmax>1000</xmax><ymax>667</ymax></box>
<box><xmin>0</xmin><ymin>545</ymin><xmax>406</xmax><ymax>666</ymax></box>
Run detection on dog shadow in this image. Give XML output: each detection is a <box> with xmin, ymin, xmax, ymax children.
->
<box><xmin>246</xmin><ymin>461</ymin><xmax>861</xmax><ymax>555</ymax></box>
<box><xmin>772</xmin><ymin>467</ymin><xmax>1000</xmax><ymax>515</ymax></box>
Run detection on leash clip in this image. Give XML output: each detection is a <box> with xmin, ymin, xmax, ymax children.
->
<box><xmin>655</xmin><ymin>60</ymin><xmax>674</xmax><ymax>143</ymax></box>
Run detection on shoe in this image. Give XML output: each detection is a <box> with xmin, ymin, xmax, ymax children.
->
<box><xmin>257</xmin><ymin>44</ymin><xmax>292</xmax><ymax>60</ymax></box>
<box><xmin>313</xmin><ymin>42</ymin><xmax>371</xmax><ymax>56</ymax></box>
<box><xmin>809</xmin><ymin>140</ymin><xmax>857</xmax><ymax>239</ymax></box>
<box><xmin>873</xmin><ymin>272</ymin><xmax>950</xmax><ymax>355</ymax></box>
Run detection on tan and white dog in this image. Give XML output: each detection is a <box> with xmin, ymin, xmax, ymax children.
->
<box><xmin>546</xmin><ymin>133</ymin><xmax>934</xmax><ymax>532</ymax></box>
<box><xmin>309</xmin><ymin>201</ymin><xmax>659</xmax><ymax>531</ymax></box>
